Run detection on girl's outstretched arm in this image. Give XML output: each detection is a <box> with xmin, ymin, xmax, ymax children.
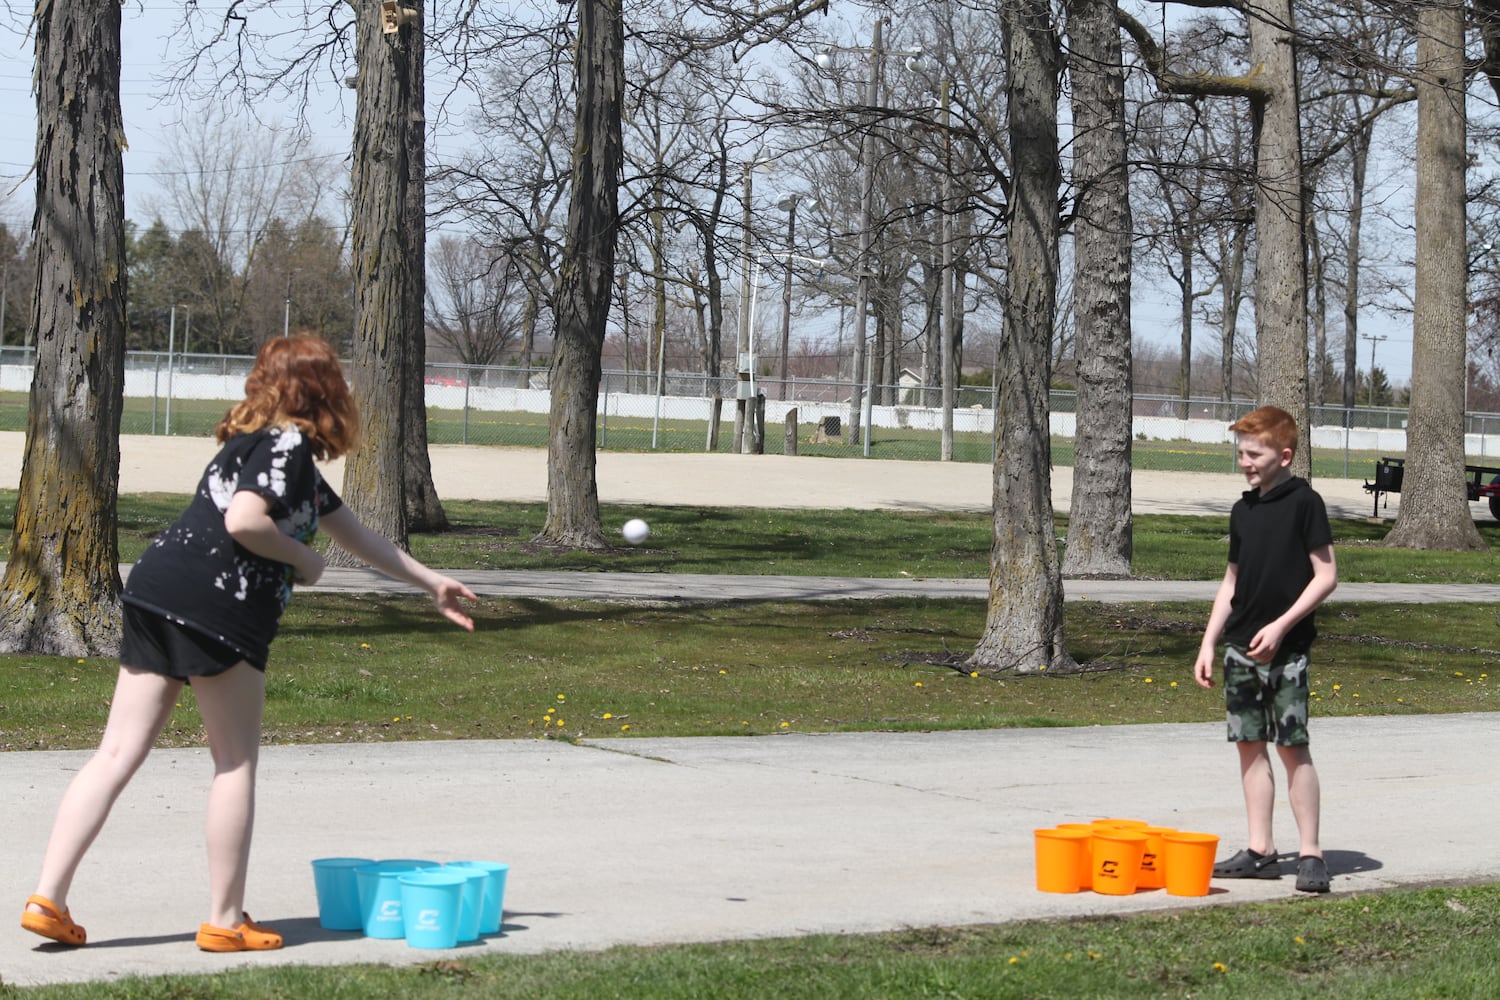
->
<box><xmin>318</xmin><ymin>507</ymin><xmax>478</xmax><ymax>631</ymax></box>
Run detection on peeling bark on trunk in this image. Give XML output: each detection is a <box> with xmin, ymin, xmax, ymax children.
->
<box><xmin>538</xmin><ymin>0</ymin><xmax>622</xmax><ymax>549</ymax></box>
<box><xmin>0</xmin><ymin>0</ymin><xmax>127</xmax><ymax>656</ymax></box>
<box><xmin>969</xmin><ymin>0</ymin><xmax>1073</xmax><ymax>674</ymax></box>
<box><xmin>1386</xmin><ymin>0</ymin><xmax>1485</xmax><ymax>551</ymax></box>
<box><xmin>331</xmin><ymin>0</ymin><xmax>419</xmax><ymax>564</ymax></box>
<box><xmin>1063</xmin><ymin>0</ymin><xmax>1133</xmax><ymax>580</ymax></box>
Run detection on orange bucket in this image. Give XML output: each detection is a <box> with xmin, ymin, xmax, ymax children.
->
<box><xmin>1090</xmin><ymin>830</ymin><xmax>1147</xmax><ymax>895</ymax></box>
<box><xmin>1091</xmin><ymin>818</ymin><xmax>1149</xmax><ymax>830</ymax></box>
<box><xmin>1136</xmin><ymin>826</ymin><xmax>1176</xmax><ymax>890</ymax></box>
<box><xmin>1033</xmin><ymin>828</ymin><xmax>1091</xmax><ymax>893</ymax></box>
<box><xmin>1057</xmin><ymin>823</ymin><xmax>1096</xmax><ymax>889</ymax></box>
<box><xmin>1162</xmin><ymin>831</ymin><xmax>1220</xmax><ymax>897</ymax></box>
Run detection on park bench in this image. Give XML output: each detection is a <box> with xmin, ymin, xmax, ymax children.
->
<box><xmin>1363</xmin><ymin>456</ymin><xmax>1500</xmax><ymax>520</ymax></box>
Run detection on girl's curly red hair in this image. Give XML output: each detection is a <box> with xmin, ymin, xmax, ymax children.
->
<box><xmin>215</xmin><ymin>336</ymin><xmax>359</xmax><ymax>460</ymax></box>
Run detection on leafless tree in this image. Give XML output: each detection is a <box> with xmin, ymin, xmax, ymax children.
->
<box><xmin>1062</xmin><ymin>0</ymin><xmax>1134</xmax><ymax>580</ymax></box>
<box><xmin>970</xmin><ymin>0</ymin><xmax>1072</xmax><ymax>675</ymax></box>
<box><xmin>426</xmin><ymin>235</ymin><xmax>524</xmax><ymax>365</ymax></box>
<box><xmin>1385</xmin><ymin>0</ymin><xmax>1486</xmax><ymax>550</ymax></box>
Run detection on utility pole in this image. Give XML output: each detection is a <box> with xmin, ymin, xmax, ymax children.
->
<box><xmin>1362</xmin><ymin>332</ymin><xmax>1387</xmax><ymax>407</ymax></box>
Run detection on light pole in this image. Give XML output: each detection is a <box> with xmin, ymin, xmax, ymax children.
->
<box><xmin>775</xmin><ymin>193</ymin><xmax>814</xmax><ymax>394</ymax></box>
<box><xmin>1362</xmin><ymin>332</ymin><xmax>1388</xmax><ymax>407</ymax></box>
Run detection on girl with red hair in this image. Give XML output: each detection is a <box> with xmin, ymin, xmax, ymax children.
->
<box><xmin>22</xmin><ymin>335</ymin><xmax>477</xmax><ymax>952</ymax></box>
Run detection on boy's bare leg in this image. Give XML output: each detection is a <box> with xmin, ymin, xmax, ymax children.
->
<box><xmin>1236</xmin><ymin>741</ymin><xmax>1278</xmax><ymax>856</ymax></box>
<box><xmin>1276</xmin><ymin>744</ymin><xmax>1322</xmax><ymax>858</ymax></box>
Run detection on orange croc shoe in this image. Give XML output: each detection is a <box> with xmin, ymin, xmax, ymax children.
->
<box><xmin>196</xmin><ymin>912</ymin><xmax>283</xmax><ymax>952</ymax></box>
<box><xmin>20</xmin><ymin>894</ymin><xmax>86</xmax><ymax>946</ymax></box>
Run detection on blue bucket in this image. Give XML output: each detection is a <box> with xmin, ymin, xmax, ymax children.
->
<box><xmin>448</xmin><ymin>861</ymin><xmax>510</xmax><ymax>936</ymax></box>
<box><xmin>356</xmin><ymin>859</ymin><xmax>438</xmax><ymax>939</ymax></box>
<box><xmin>311</xmin><ymin>857</ymin><xmax>374</xmax><ymax>931</ymax></box>
<box><xmin>436</xmin><ymin>865</ymin><xmax>488</xmax><ymax>943</ymax></box>
<box><xmin>399</xmin><ymin>872</ymin><xmax>468</xmax><ymax>949</ymax></box>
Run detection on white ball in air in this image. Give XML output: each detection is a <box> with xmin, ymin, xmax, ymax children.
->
<box><xmin>622</xmin><ymin>518</ymin><xmax>650</xmax><ymax>545</ymax></box>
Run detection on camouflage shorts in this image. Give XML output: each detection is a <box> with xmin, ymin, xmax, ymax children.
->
<box><xmin>1222</xmin><ymin>645</ymin><xmax>1311</xmax><ymax>746</ymax></box>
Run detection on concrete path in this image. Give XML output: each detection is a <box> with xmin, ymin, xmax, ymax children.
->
<box><xmin>5</xmin><ymin>716</ymin><xmax>1497</xmax><ymax>988</ymax></box>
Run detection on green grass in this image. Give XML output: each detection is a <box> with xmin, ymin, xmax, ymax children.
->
<box><xmin>5</xmin><ymin>492</ymin><xmax>1499</xmax><ymax>582</ymax></box>
<box><xmin>8</xmin><ymin>882</ymin><xmax>1500</xmax><ymax>998</ymax></box>
<box><xmin>2</xmin><ymin>596</ymin><xmax>1493</xmax><ymax>752</ymax></box>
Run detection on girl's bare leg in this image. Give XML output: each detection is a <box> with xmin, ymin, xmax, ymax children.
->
<box><xmin>29</xmin><ymin>667</ymin><xmax>181</xmax><ymax>914</ymax></box>
<box><xmin>191</xmin><ymin>662</ymin><xmax>265</xmax><ymax>929</ymax></box>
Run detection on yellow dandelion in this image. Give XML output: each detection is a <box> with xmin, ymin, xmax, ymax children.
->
<box><xmin>1454</xmin><ymin>671</ymin><xmax>1464</xmax><ymax>678</ymax></box>
<box><xmin>970</xmin><ymin>671</ymin><xmax>979</xmax><ymax>678</ymax></box>
<box><xmin>780</xmin><ymin>721</ymin><xmax>790</xmax><ymax>728</ymax></box>
<box><xmin>1144</xmin><ymin>677</ymin><xmax>1153</xmax><ymax>684</ymax></box>
<box><xmin>1332</xmin><ymin>684</ymin><xmax>1342</xmax><ymax>691</ymax></box>
<box><xmin>391</xmin><ymin>716</ymin><xmax>400</xmax><ymax>722</ymax></box>
<box><xmin>557</xmin><ymin>693</ymin><xmax>566</xmax><ymax>701</ymax></box>
<box><xmin>914</xmin><ymin>681</ymin><xmax>924</xmax><ymax>688</ymax></box>
<box><xmin>76</xmin><ymin>658</ymin><xmax>85</xmax><ymax>664</ymax></box>
<box><xmin>1169</xmin><ymin>681</ymin><xmax>1178</xmax><ymax>688</ymax></box>
<box><xmin>1294</xmin><ymin>936</ymin><xmax>1305</xmax><ymax>945</ymax></box>
<box><xmin>556</xmin><ymin>719</ymin><xmax>565</xmax><ymax>727</ymax></box>
<box><xmin>621</xmin><ymin>724</ymin><xmax>631</xmax><ymax>731</ymax></box>
<box><xmin>719</xmin><ymin>669</ymin><xmax>727</xmax><ymax>675</ymax></box>
<box><xmin>603</xmin><ymin>712</ymin><xmax>613</xmax><ymax>720</ymax></box>
<box><xmin>1008</xmin><ymin>957</ymin><xmax>1019</xmax><ymax>965</ymax></box>
<box><xmin>1213</xmin><ymin>962</ymin><xmax>1228</xmax><ymax>973</ymax></box>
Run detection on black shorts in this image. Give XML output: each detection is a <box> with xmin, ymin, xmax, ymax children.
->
<box><xmin>120</xmin><ymin>604</ymin><xmax>260</xmax><ymax>680</ymax></box>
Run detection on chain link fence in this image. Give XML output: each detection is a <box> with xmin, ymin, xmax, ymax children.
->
<box><xmin>4</xmin><ymin>348</ymin><xmax>1500</xmax><ymax>479</ymax></box>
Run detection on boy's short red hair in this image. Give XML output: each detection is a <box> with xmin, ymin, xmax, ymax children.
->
<box><xmin>1229</xmin><ymin>405</ymin><xmax>1298</xmax><ymax>455</ymax></box>
<box><xmin>215</xmin><ymin>335</ymin><xmax>359</xmax><ymax>460</ymax></box>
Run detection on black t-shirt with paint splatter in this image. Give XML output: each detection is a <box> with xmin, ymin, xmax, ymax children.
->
<box><xmin>123</xmin><ymin>426</ymin><xmax>343</xmax><ymax>666</ymax></box>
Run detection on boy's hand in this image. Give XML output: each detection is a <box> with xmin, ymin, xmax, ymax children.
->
<box><xmin>1193</xmin><ymin>647</ymin><xmax>1216</xmax><ymax>689</ymax></box>
<box><xmin>1246</xmin><ymin>622</ymin><xmax>1287</xmax><ymax>663</ymax></box>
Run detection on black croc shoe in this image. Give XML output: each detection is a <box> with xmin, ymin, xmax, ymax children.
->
<box><xmin>1212</xmin><ymin>848</ymin><xmax>1284</xmax><ymax>879</ymax></box>
<box><xmin>1295</xmin><ymin>855</ymin><xmax>1331</xmax><ymax>893</ymax></box>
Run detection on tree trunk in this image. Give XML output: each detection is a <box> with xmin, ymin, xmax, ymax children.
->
<box><xmin>0</xmin><ymin>0</ymin><xmax>127</xmax><ymax>656</ymax></box>
<box><xmin>1247</xmin><ymin>0</ymin><xmax>1312</xmax><ymax>474</ymax></box>
<box><xmin>1385</xmin><ymin>0</ymin><xmax>1485</xmax><ymax>551</ymax></box>
<box><xmin>1062</xmin><ymin>0</ymin><xmax>1133</xmax><ymax>580</ymax></box>
<box><xmin>1342</xmin><ymin>119</ymin><xmax>1370</xmax><ymax>411</ymax></box>
<box><xmin>1219</xmin><ymin>222</ymin><xmax>1247</xmax><ymax>401</ymax></box>
<box><xmin>1306</xmin><ymin>193</ymin><xmax>1328</xmax><ymax>409</ymax></box>
<box><xmin>538</xmin><ymin>0</ymin><xmax>622</xmax><ymax>549</ymax></box>
<box><xmin>331</xmin><ymin>0</ymin><xmax>418</xmax><ymax>564</ymax></box>
<box><xmin>398</xmin><ymin>11</ymin><xmax>448</xmax><ymax>533</ymax></box>
<box><xmin>969</xmin><ymin>0</ymin><xmax>1073</xmax><ymax>674</ymax></box>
